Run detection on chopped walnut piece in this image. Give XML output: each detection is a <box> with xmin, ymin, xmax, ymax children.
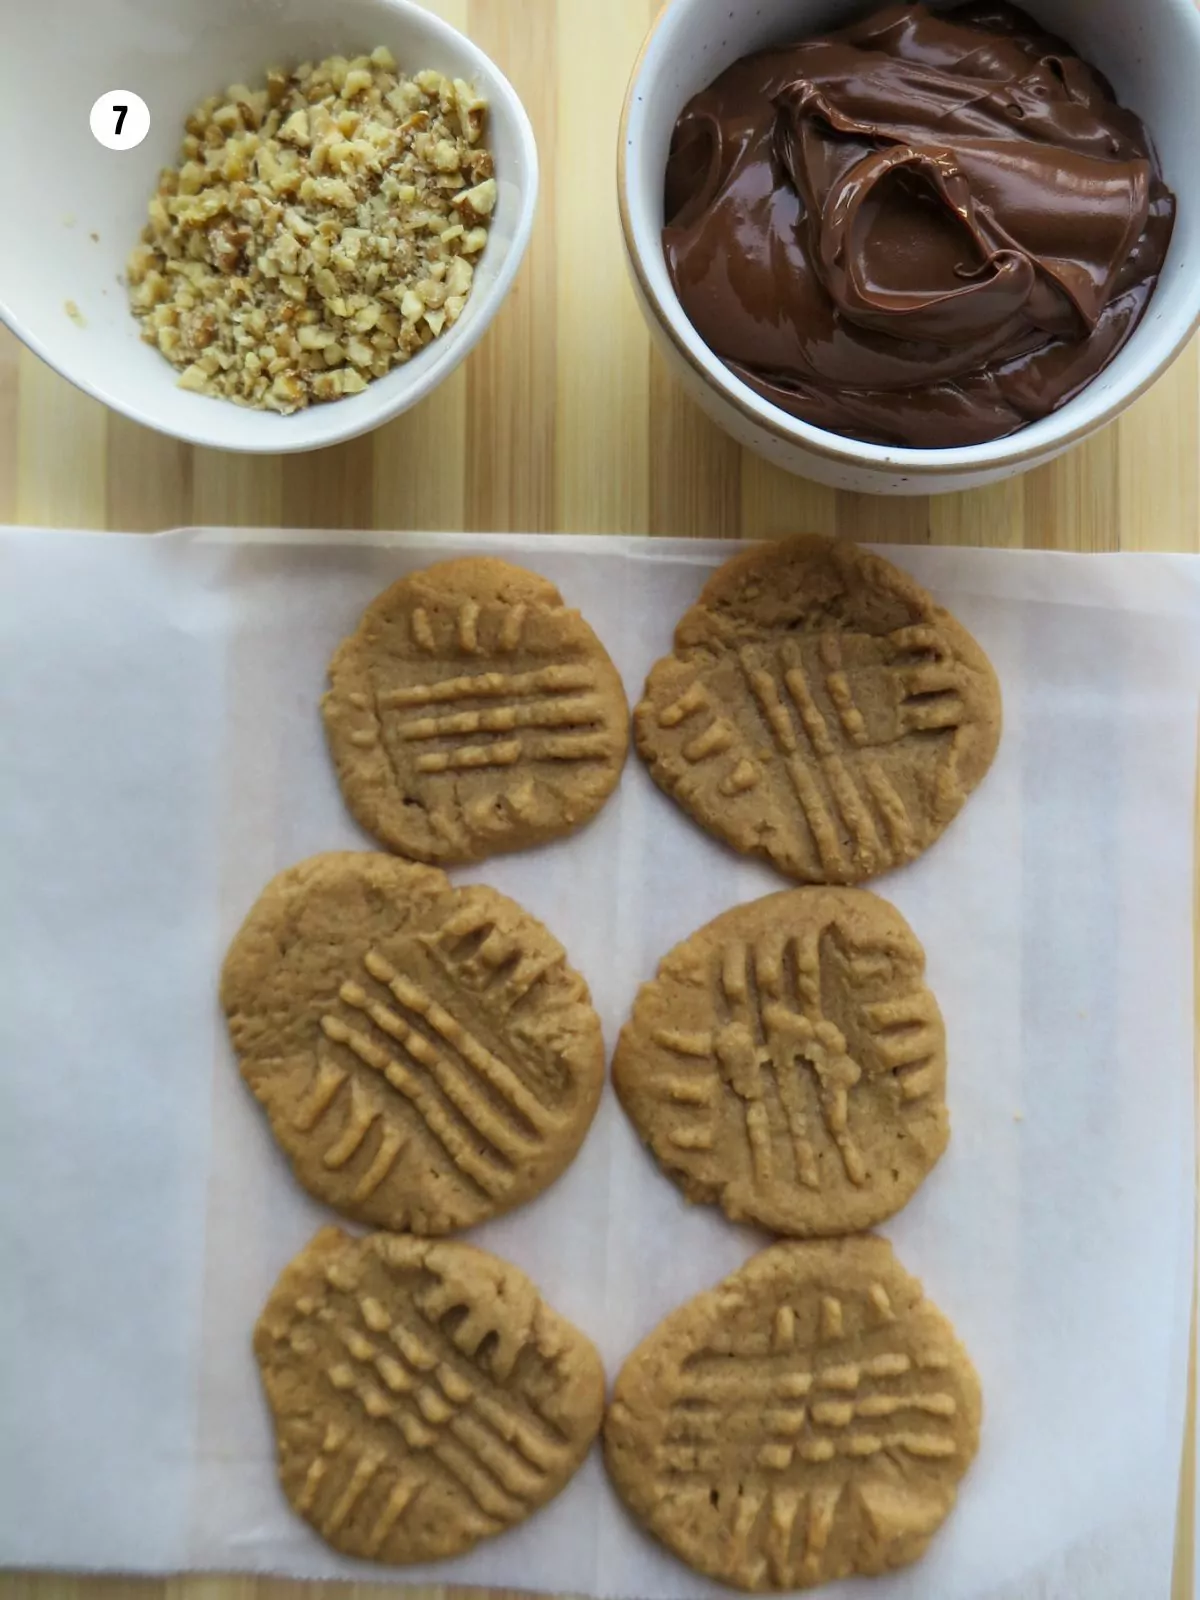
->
<box><xmin>126</xmin><ymin>51</ymin><xmax>494</xmax><ymax>412</ymax></box>
<box><xmin>453</xmin><ymin>177</ymin><xmax>497</xmax><ymax>222</ymax></box>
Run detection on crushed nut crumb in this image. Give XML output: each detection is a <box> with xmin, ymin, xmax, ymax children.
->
<box><xmin>126</xmin><ymin>48</ymin><xmax>494</xmax><ymax>413</ymax></box>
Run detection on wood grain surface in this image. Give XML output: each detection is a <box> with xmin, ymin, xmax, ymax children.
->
<box><xmin>1</xmin><ymin>0</ymin><xmax>1197</xmax><ymax>1596</ymax></box>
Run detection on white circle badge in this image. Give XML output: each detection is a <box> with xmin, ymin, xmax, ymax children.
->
<box><xmin>89</xmin><ymin>91</ymin><xmax>150</xmax><ymax>151</ymax></box>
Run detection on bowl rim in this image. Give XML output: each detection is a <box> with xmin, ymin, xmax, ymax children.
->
<box><xmin>616</xmin><ymin>0</ymin><xmax>1200</xmax><ymax>476</ymax></box>
<box><xmin>0</xmin><ymin>0</ymin><xmax>539</xmax><ymax>455</ymax></box>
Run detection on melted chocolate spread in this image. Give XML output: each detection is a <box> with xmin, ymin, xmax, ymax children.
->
<box><xmin>663</xmin><ymin>2</ymin><xmax>1176</xmax><ymax>448</ymax></box>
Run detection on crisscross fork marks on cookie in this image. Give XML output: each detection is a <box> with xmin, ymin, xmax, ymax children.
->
<box><xmin>409</xmin><ymin>601</ymin><xmax>530</xmax><ymax>659</ymax></box>
<box><xmin>663</xmin><ymin>1322</ymin><xmax>960</xmax><ymax>1494</ymax></box>
<box><xmin>733</xmin><ymin>632</ymin><xmax>962</xmax><ymax>876</ymax></box>
<box><xmin>294</xmin><ymin>1420</ymin><xmax>350</xmax><ymax>1514</ymax></box>
<box><xmin>318</xmin><ymin>1010</ymin><xmax>512</xmax><ymax>1201</ymax></box>
<box><xmin>762</xmin><ymin>1486</ymin><xmax>802</xmax><ymax>1585</ymax></box>
<box><xmin>323</xmin><ymin>561</ymin><xmax>631</xmax><ymax>868</ymax></box>
<box><xmin>741</xmin><ymin>646</ymin><xmax>910</xmax><ymax>878</ymax></box>
<box><xmin>362</xmin><ymin>950</ymin><xmax>554</xmax><ymax>1138</ymax></box>
<box><xmin>376</xmin><ymin>662</ymin><xmax>614</xmax><ymax>774</ymax></box>
<box><xmin>632</xmin><ymin>538</ymin><xmax>1002</xmax><ymax>892</ymax></box>
<box><xmin>648</xmin><ymin>932</ymin><xmax>880</xmax><ymax>1193</ymax></box>
<box><xmin>623</xmin><ymin>890</ymin><xmax>949</xmax><ymax>1240</ymax></box>
<box><xmin>659</xmin><ymin>1369</ymin><xmax>811</xmax><ymax>1473</ymax></box>
<box><xmin>715</xmin><ymin>939</ymin><xmax>824</xmax><ymax>1194</ymax></box>
<box><xmin>414</xmin><ymin>740</ymin><xmax>524</xmax><ymax>774</ymax></box>
<box><xmin>424</xmin><ymin>903</ymin><xmax>565</xmax><ymax>1015</ymax></box>
<box><xmin>385</xmin><ymin>1278</ymin><xmax>571</xmax><ymax>1459</ymax></box>
<box><xmin>782</xmin><ymin>915</ymin><xmax>945</xmax><ymax>1154</ymax></box>
<box><xmin>715</xmin><ymin>1470</ymin><xmax>953</xmax><ymax>1586</ymax></box>
<box><xmin>390</xmin><ymin>1288</ymin><xmax>570</xmax><ymax>1518</ymax></box>
<box><xmin>814</xmin><ymin>624</ymin><xmax>970</xmax><ymax>747</ymax></box>
<box><xmin>761</xmin><ymin>934</ymin><xmax>867</xmax><ymax>1188</ymax></box>
<box><xmin>456</xmin><ymin>600</ymin><xmax>482</xmax><ymax>654</ymax></box>
<box><xmin>399</xmin><ymin>694</ymin><xmax>608</xmax><ymax>744</ymax></box>
<box><xmin>295</xmin><ymin>1422</ymin><xmax>424</xmax><ymax>1553</ymax></box>
<box><xmin>819</xmin><ymin>921</ymin><xmax>943</xmax><ymax>1107</ymax></box>
<box><xmin>410</xmin><ymin>608</ymin><xmax>437</xmax><ymax>653</ymax></box>
<box><xmin>652</xmin><ymin>1028</ymin><xmax>714</xmax><ymax>1058</ymax></box>
<box><xmin>712</xmin><ymin>941</ymin><xmax>776</xmax><ymax>1189</ymax></box>
<box><xmin>818</xmin><ymin>636</ymin><xmax>868</xmax><ymax>746</ymax></box>
<box><xmin>362</xmin><ymin>1474</ymin><xmax>423</xmax><ymax>1556</ymax></box>
<box><xmin>648</xmin><ymin>1026</ymin><xmax>721</xmax><ymax>1146</ymax></box>
<box><xmin>605</xmin><ymin>1232</ymin><xmax>981</xmax><ymax>1590</ymax></box>
<box><xmin>728</xmin><ymin>1485</ymin><xmax>770</xmax><ymax>1582</ymax></box>
<box><xmin>757</xmin><ymin>939</ymin><xmax>827</xmax><ymax>1192</ymax></box>
<box><xmin>656</xmin><ymin>680</ymin><xmax>764</xmax><ymax>798</ymax></box>
<box><xmin>327</xmin><ymin>1269</ymin><xmax>573</xmax><ymax>1514</ymax></box>
<box><xmin>318</xmin><ymin>1310</ymin><xmax>559</xmax><ymax>1528</ymax></box>
<box><xmin>293</xmin><ymin>1067</ymin><xmax>408</xmax><ymax>1202</ymax></box>
<box><xmin>378</xmin><ymin>663</ymin><xmax>595</xmax><ymax>712</ymax></box>
<box><xmin>294</xmin><ymin>1060</ymin><xmax>350</xmax><ymax>1133</ymax></box>
<box><xmin>659</xmin><ymin>1392</ymin><xmax>959</xmax><ymax>1479</ymax></box>
<box><xmin>860</xmin><ymin>987</ymin><xmax>942</xmax><ymax>1102</ymax></box>
<box><xmin>715</xmin><ymin>933</ymin><xmax>870</xmax><ymax>1191</ymax></box>
<box><xmin>349</xmin><ymin>1125</ymin><xmax>409</xmax><ymax>1201</ymax></box>
<box><xmin>310</xmin><ymin>949</ymin><xmax>559</xmax><ymax>1205</ymax></box>
<box><xmin>497</xmin><ymin>604</ymin><xmax>527</xmax><ymax>653</ymax></box>
<box><xmin>322</xmin><ymin>1447</ymin><xmax>387</xmax><ymax>1537</ymax></box>
<box><xmin>888</xmin><ymin>625</ymin><xmax>970</xmax><ymax>736</ymax></box>
<box><xmin>414</xmin><ymin>1262</ymin><xmax>536</xmax><ymax>1383</ymax></box>
<box><xmin>321</xmin><ymin>1079</ymin><xmax>386</xmax><ymax>1173</ymax></box>
<box><xmin>413</xmin><ymin>731</ymin><xmax>615</xmax><ymax>773</ymax></box>
<box><xmin>740</xmin><ymin>653</ymin><xmax>844</xmax><ymax>876</ymax></box>
<box><xmin>227</xmin><ymin>856</ymin><xmax>608</xmax><ymax>1236</ymax></box>
<box><xmin>860</xmin><ymin>761</ymin><xmax>915</xmax><ymax>856</ymax></box>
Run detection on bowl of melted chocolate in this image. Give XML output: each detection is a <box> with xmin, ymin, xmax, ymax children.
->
<box><xmin>619</xmin><ymin>0</ymin><xmax>1200</xmax><ymax>493</ymax></box>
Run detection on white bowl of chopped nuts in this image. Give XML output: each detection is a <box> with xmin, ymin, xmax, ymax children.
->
<box><xmin>0</xmin><ymin>0</ymin><xmax>537</xmax><ymax>452</ymax></box>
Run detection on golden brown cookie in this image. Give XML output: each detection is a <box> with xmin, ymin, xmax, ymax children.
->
<box><xmin>322</xmin><ymin>557</ymin><xmax>630</xmax><ymax>864</ymax></box>
<box><xmin>221</xmin><ymin>852</ymin><xmax>604</xmax><ymax>1234</ymax></box>
<box><xmin>613</xmin><ymin>888</ymin><xmax>948</xmax><ymax>1236</ymax></box>
<box><xmin>604</xmin><ymin>1238</ymin><xmax>981</xmax><ymax>1592</ymax></box>
<box><xmin>256</xmin><ymin>1227</ymin><xmax>605</xmax><ymax>1564</ymax></box>
<box><xmin>635</xmin><ymin>536</ymin><xmax>1001</xmax><ymax>883</ymax></box>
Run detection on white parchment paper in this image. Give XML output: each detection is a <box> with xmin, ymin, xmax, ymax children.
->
<box><xmin>0</xmin><ymin>528</ymin><xmax>1196</xmax><ymax>1599</ymax></box>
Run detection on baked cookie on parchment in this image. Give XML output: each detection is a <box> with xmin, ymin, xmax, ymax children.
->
<box><xmin>221</xmin><ymin>852</ymin><xmax>604</xmax><ymax>1234</ymax></box>
<box><xmin>323</xmin><ymin>557</ymin><xmax>630</xmax><ymax>864</ymax></box>
<box><xmin>635</xmin><ymin>536</ymin><xmax>1001</xmax><ymax>883</ymax></box>
<box><xmin>604</xmin><ymin>1237</ymin><xmax>981</xmax><ymax>1591</ymax></box>
<box><xmin>613</xmin><ymin>888</ymin><xmax>948</xmax><ymax>1236</ymax></box>
<box><xmin>256</xmin><ymin>1227</ymin><xmax>605</xmax><ymax>1564</ymax></box>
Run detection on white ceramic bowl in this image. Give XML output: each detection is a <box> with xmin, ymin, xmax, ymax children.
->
<box><xmin>619</xmin><ymin>0</ymin><xmax>1200</xmax><ymax>495</ymax></box>
<box><xmin>0</xmin><ymin>0</ymin><xmax>537</xmax><ymax>454</ymax></box>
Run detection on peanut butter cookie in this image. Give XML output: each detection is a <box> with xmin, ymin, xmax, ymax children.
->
<box><xmin>635</xmin><ymin>536</ymin><xmax>1001</xmax><ymax>883</ymax></box>
<box><xmin>323</xmin><ymin>558</ymin><xmax>629</xmax><ymax>864</ymax></box>
<box><xmin>256</xmin><ymin>1228</ymin><xmax>605</xmax><ymax>1564</ymax></box>
<box><xmin>613</xmin><ymin>888</ymin><xmax>948</xmax><ymax>1236</ymax></box>
<box><xmin>605</xmin><ymin>1237</ymin><xmax>981</xmax><ymax>1591</ymax></box>
<box><xmin>221</xmin><ymin>852</ymin><xmax>604</xmax><ymax>1234</ymax></box>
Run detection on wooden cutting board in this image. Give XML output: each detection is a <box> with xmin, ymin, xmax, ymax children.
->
<box><xmin>2</xmin><ymin>0</ymin><xmax>1198</xmax><ymax>547</ymax></box>
<box><xmin>0</xmin><ymin>1</ymin><xmax>1195</xmax><ymax>1598</ymax></box>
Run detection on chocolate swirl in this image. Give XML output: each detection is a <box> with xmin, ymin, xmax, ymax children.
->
<box><xmin>663</xmin><ymin>2</ymin><xmax>1176</xmax><ymax>449</ymax></box>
